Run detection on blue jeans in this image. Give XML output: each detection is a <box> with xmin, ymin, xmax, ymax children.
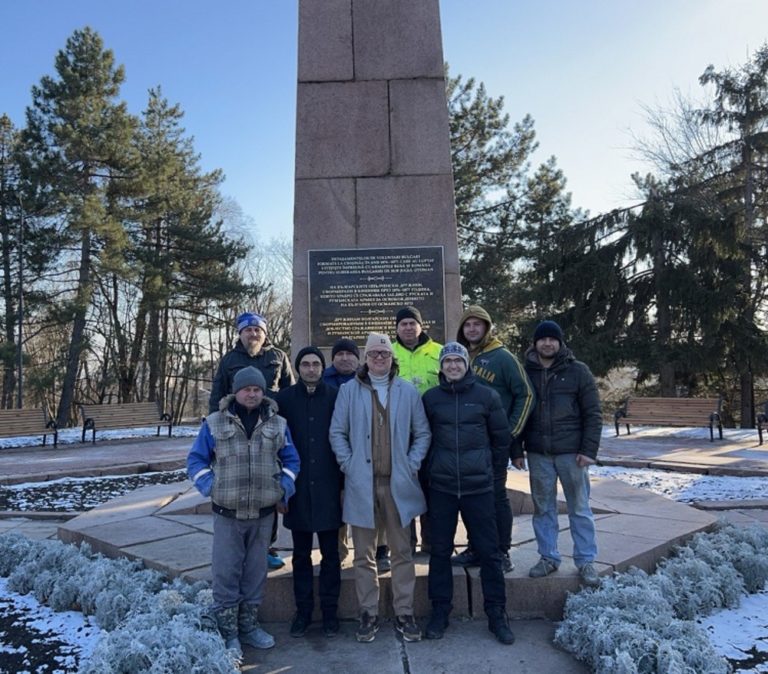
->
<box><xmin>527</xmin><ymin>452</ymin><xmax>597</xmax><ymax>567</ymax></box>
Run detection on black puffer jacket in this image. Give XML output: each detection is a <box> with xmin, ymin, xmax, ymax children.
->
<box><xmin>209</xmin><ymin>341</ymin><xmax>295</xmax><ymax>413</ymax></box>
<box><xmin>522</xmin><ymin>345</ymin><xmax>602</xmax><ymax>459</ymax></box>
<box><xmin>422</xmin><ymin>372</ymin><xmax>510</xmax><ymax>497</ymax></box>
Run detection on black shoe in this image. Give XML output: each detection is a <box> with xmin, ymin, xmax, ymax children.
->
<box><xmin>395</xmin><ymin>615</ymin><xmax>422</xmax><ymax>642</ymax></box>
<box><xmin>488</xmin><ymin>608</ymin><xmax>515</xmax><ymax>645</ymax></box>
<box><xmin>376</xmin><ymin>555</ymin><xmax>391</xmax><ymax>574</ymax></box>
<box><xmin>451</xmin><ymin>548</ymin><xmax>480</xmax><ymax>567</ymax></box>
<box><xmin>425</xmin><ymin>609</ymin><xmax>450</xmax><ymax>640</ymax></box>
<box><xmin>322</xmin><ymin>615</ymin><xmax>340</xmax><ymax>638</ymax></box>
<box><xmin>290</xmin><ymin>613</ymin><xmax>311</xmax><ymax>638</ymax></box>
<box><xmin>356</xmin><ymin>611</ymin><xmax>380</xmax><ymax>643</ymax></box>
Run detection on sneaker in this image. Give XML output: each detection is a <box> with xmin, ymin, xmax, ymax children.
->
<box><xmin>290</xmin><ymin>613</ymin><xmax>311</xmax><ymax>638</ymax></box>
<box><xmin>425</xmin><ymin>609</ymin><xmax>449</xmax><ymax>640</ymax></box>
<box><xmin>501</xmin><ymin>553</ymin><xmax>515</xmax><ymax>574</ymax></box>
<box><xmin>528</xmin><ymin>557</ymin><xmax>558</xmax><ymax>578</ymax></box>
<box><xmin>395</xmin><ymin>615</ymin><xmax>422</xmax><ymax>642</ymax></box>
<box><xmin>487</xmin><ymin>608</ymin><xmax>515</xmax><ymax>645</ymax></box>
<box><xmin>451</xmin><ymin>548</ymin><xmax>480</xmax><ymax>567</ymax></box>
<box><xmin>267</xmin><ymin>550</ymin><xmax>285</xmax><ymax>570</ymax></box>
<box><xmin>239</xmin><ymin>625</ymin><xmax>275</xmax><ymax>650</ymax></box>
<box><xmin>376</xmin><ymin>555</ymin><xmax>391</xmax><ymax>574</ymax></box>
<box><xmin>578</xmin><ymin>562</ymin><xmax>600</xmax><ymax>588</ymax></box>
<box><xmin>356</xmin><ymin>611</ymin><xmax>380</xmax><ymax>643</ymax></box>
<box><xmin>322</xmin><ymin>615</ymin><xmax>340</xmax><ymax>638</ymax></box>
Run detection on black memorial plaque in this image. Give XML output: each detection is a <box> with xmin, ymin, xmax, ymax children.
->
<box><xmin>308</xmin><ymin>246</ymin><xmax>446</xmax><ymax>346</ymax></box>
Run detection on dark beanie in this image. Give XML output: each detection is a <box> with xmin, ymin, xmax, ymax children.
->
<box><xmin>331</xmin><ymin>338</ymin><xmax>359</xmax><ymax>359</ymax></box>
<box><xmin>233</xmin><ymin>366</ymin><xmax>266</xmax><ymax>393</ymax></box>
<box><xmin>396</xmin><ymin>306</ymin><xmax>423</xmax><ymax>326</ymax></box>
<box><xmin>533</xmin><ymin>320</ymin><xmax>564</xmax><ymax>345</ymax></box>
<box><xmin>295</xmin><ymin>346</ymin><xmax>326</xmax><ymax>371</ymax></box>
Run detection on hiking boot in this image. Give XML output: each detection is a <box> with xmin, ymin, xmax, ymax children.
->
<box><xmin>501</xmin><ymin>552</ymin><xmax>515</xmax><ymax>574</ymax></box>
<box><xmin>487</xmin><ymin>607</ymin><xmax>515</xmax><ymax>645</ymax></box>
<box><xmin>528</xmin><ymin>557</ymin><xmax>558</xmax><ymax>578</ymax></box>
<box><xmin>451</xmin><ymin>547</ymin><xmax>480</xmax><ymax>566</ymax></box>
<box><xmin>425</xmin><ymin>607</ymin><xmax>450</xmax><ymax>640</ymax></box>
<box><xmin>322</xmin><ymin>615</ymin><xmax>340</xmax><ymax>638</ymax></box>
<box><xmin>267</xmin><ymin>549</ymin><xmax>285</xmax><ymax>570</ymax></box>
<box><xmin>395</xmin><ymin>615</ymin><xmax>422</xmax><ymax>642</ymax></box>
<box><xmin>290</xmin><ymin>612</ymin><xmax>311</xmax><ymax>638</ymax></box>
<box><xmin>356</xmin><ymin>611</ymin><xmax>380</xmax><ymax>643</ymax></box>
<box><xmin>238</xmin><ymin>603</ymin><xmax>275</xmax><ymax>649</ymax></box>
<box><xmin>578</xmin><ymin>562</ymin><xmax>600</xmax><ymax>588</ymax></box>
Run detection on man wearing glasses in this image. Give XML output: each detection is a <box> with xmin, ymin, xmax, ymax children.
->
<box><xmin>330</xmin><ymin>333</ymin><xmax>431</xmax><ymax>644</ymax></box>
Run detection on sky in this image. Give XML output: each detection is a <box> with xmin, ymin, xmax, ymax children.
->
<box><xmin>2</xmin><ymin>1</ymin><xmax>768</xmax><ymax>242</ymax></box>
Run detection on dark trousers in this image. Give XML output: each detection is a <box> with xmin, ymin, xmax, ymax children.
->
<box><xmin>291</xmin><ymin>528</ymin><xmax>341</xmax><ymax>618</ymax></box>
<box><xmin>428</xmin><ymin>488</ymin><xmax>506</xmax><ymax>614</ymax></box>
<box><xmin>465</xmin><ymin>472</ymin><xmax>512</xmax><ymax>554</ymax></box>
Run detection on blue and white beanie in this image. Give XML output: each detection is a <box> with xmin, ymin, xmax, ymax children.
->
<box><xmin>439</xmin><ymin>342</ymin><xmax>469</xmax><ymax>368</ymax></box>
<box><xmin>236</xmin><ymin>312</ymin><xmax>267</xmax><ymax>334</ymax></box>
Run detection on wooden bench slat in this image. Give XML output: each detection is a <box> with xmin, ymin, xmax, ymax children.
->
<box><xmin>614</xmin><ymin>396</ymin><xmax>723</xmax><ymax>442</ymax></box>
<box><xmin>0</xmin><ymin>409</ymin><xmax>57</xmax><ymax>447</ymax></box>
<box><xmin>80</xmin><ymin>402</ymin><xmax>173</xmax><ymax>443</ymax></box>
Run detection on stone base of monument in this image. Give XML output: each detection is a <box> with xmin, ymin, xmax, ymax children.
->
<box><xmin>57</xmin><ymin>473</ymin><xmax>717</xmax><ymax>621</ymax></box>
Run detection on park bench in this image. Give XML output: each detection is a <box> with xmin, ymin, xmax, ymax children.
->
<box><xmin>0</xmin><ymin>408</ymin><xmax>58</xmax><ymax>448</ymax></box>
<box><xmin>758</xmin><ymin>402</ymin><xmax>767</xmax><ymax>446</ymax></box>
<box><xmin>614</xmin><ymin>396</ymin><xmax>723</xmax><ymax>442</ymax></box>
<box><xmin>80</xmin><ymin>401</ymin><xmax>172</xmax><ymax>443</ymax></box>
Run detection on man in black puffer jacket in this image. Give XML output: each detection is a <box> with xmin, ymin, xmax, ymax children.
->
<box><xmin>421</xmin><ymin>342</ymin><xmax>515</xmax><ymax>645</ymax></box>
<box><xmin>514</xmin><ymin>320</ymin><xmax>602</xmax><ymax>588</ymax></box>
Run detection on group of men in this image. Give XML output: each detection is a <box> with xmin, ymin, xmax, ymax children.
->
<box><xmin>188</xmin><ymin>304</ymin><xmax>602</xmax><ymax>656</ymax></box>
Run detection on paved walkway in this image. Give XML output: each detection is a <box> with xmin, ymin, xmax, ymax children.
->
<box><xmin>1</xmin><ymin>429</ymin><xmax>766</xmax><ymax>673</ymax></box>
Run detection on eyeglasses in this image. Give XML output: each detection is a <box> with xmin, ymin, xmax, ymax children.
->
<box><xmin>366</xmin><ymin>350</ymin><xmax>392</xmax><ymax>360</ymax></box>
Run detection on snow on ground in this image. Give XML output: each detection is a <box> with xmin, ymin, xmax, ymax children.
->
<box><xmin>591</xmin><ymin>464</ymin><xmax>768</xmax><ymax>502</ymax></box>
<box><xmin>0</xmin><ymin>577</ymin><xmax>101</xmax><ymax>673</ymax></box>
<box><xmin>601</xmin><ymin>423</ymin><xmax>758</xmax><ymax>442</ymax></box>
<box><xmin>0</xmin><ymin>424</ymin><xmax>200</xmax><ymax>450</ymax></box>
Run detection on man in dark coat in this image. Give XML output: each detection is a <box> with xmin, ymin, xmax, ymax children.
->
<box><xmin>209</xmin><ymin>312</ymin><xmax>294</xmax><ymax>413</ymax></box>
<box><xmin>422</xmin><ymin>342</ymin><xmax>515</xmax><ymax>645</ymax></box>
<box><xmin>274</xmin><ymin>346</ymin><xmax>342</xmax><ymax>638</ymax></box>
<box><xmin>513</xmin><ymin>320</ymin><xmax>602</xmax><ymax>588</ymax></box>
<box><xmin>322</xmin><ymin>338</ymin><xmax>360</xmax><ymax>388</ymax></box>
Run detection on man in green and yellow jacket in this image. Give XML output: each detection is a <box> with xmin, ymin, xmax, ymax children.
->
<box><xmin>453</xmin><ymin>305</ymin><xmax>534</xmax><ymax>572</ymax></box>
<box><xmin>391</xmin><ymin>306</ymin><xmax>442</xmax><ymax>395</ymax></box>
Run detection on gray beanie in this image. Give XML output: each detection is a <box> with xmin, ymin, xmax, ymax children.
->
<box><xmin>233</xmin><ymin>366</ymin><xmax>266</xmax><ymax>393</ymax></box>
<box><xmin>439</xmin><ymin>342</ymin><xmax>470</xmax><ymax>368</ymax></box>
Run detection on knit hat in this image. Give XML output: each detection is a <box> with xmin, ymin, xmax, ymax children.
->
<box><xmin>395</xmin><ymin>306</ymin><xmax>423</xmax><ymax>326</ymax></box>
<box><xmin>295</xmin><ymin>345</ymin><xmax>326</xmax><ymax>371</ymax></box>
<box><xmin>365</xmin><ymin>332</ymin><xmax>393</xmax><ymax>354</ymax></box>
<box><xmin>331</xmin><ymin>337</ymin><xmax>359</xmax><ymax>359</ymax></box>
<box><xmin>236</xmin><ymin>312</ymin><xmax>267</xmax><ymax>334</ymax></box>
<box><xmin>439</xmin><ymin>342</ymin><xmax>469</xmax><ymax>368</ymax></box>
<box><xmin>233</xmin><ymin>366</ymin><xmax>266</xmax><ymax>392</ymax></box>
<box><xmin>533</xmin><ymin>320</ymin><xmax>564</xmax><ymax>345</ymax></box>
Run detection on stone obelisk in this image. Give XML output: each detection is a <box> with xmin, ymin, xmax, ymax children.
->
<box><xmin>292</xmin><ymin>0</ymin><xmax>461</xmax><ymax>351</ymax></box>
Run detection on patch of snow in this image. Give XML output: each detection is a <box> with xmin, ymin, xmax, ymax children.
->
<box><xmin>0</xmin><ymin>425</ymin><xmax>200</xmax><ymax>450</ymax></box>
<box><xmin>0</xmin><ymin>576</ymin><xmax>101</xmax><ymax>672</ymax></box>
<box><xmin>602</xmin><ymin>424</ymin><xmax>757</xmax><ymax>442</ymax></box>
<box><xmin>591</xmin><ymin>465</ymin><xmax>768</xmax><ymax>502</ymax></box>
<box><xmin>699</xmin><ymin>586</ymin><xmax>768</xmax><ymax>673</ymax></box>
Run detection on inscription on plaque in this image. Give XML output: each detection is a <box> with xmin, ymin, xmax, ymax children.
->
<box><xmin>309</xmin><ymin>247</ymin><xmax>446</xmax><ymax>346</ymax></box>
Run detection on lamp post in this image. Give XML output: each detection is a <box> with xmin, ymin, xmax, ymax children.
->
<box><xmin>17</xmin><ymin>194</ymin><xmax>23</xmax><ymax>409</ymax></box>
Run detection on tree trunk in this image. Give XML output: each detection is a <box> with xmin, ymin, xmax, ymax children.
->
<box><xmin>56</xmin><ymin>229</ymin><xmax>91</xmax><ymax>427</ymax></box>
<box><xmin>1</xmin><ymin>203</ymin><xmax>16</xmax><ymax>409</ymax></box>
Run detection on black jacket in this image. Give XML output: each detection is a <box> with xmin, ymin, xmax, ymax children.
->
<box><xmin>422</xmin><ymin>372</ymin><xmax>510</xmax><ymax>497</ymax></box>
<box><xmin>274</xmin><ymin>380</ymin><xmax>342</xmax><ymax>532</ymax></box>
<box><xmin>522</xmin><ymin>346</ymin><xmax>602</xmax><ymax>459</ymax></box>
<box><xmin>209</xmin><ymin>341</ymin><xmax>294</xmax><ymax>413</ymax></box>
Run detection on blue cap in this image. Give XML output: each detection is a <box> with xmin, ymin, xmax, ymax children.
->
<box><xmin>237</xmin><ymin>312</ymin><xmax>267</xmax><ymax>334</ymax></box>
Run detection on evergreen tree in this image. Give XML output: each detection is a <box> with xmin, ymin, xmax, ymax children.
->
<box><xmin>20</xmin><ymin>27</ymin><xmax>137</xmax><ymax>426</ymax></box>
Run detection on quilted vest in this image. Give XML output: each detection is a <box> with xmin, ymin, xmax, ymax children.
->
<box><xmin>207</xmin><ymin>405</ymin><xmax>286</xmax><ymax>519</ymax></box>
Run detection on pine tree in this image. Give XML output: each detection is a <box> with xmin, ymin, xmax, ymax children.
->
<box><xmin>20</xmin><ymin>27</ymin><xmax>137</xmax><ymax>426</ymax></box>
